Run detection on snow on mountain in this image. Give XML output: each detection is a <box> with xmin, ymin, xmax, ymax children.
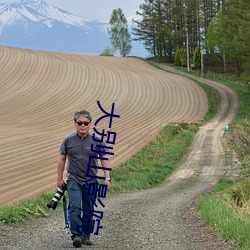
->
<box><xmin>0</xmin><ymin>0</ymin><xmax>90</xmax><ymax>31</ymax></box>
<box><xmin>0</xmin><ymin>0</ymin><xmax>146</xmax><ymax>56</ymax></box>
<box><xmin>21</xmin><ymin>0</ymin><xmax>89</xmax><ymax>26</ymax></box>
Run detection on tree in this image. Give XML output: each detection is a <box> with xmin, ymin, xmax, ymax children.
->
<box><xmin>99</xmin><ymin>47</ymin><xmax>114</xmax><ymax>56</ymax></box>
<box><xmin>174</xmin><ymin>47</ymin><xmax>187</xmax><ymax>67</ymax></box>
<box><xmin>193</xmin><ymin>46</ymin><xmax>201</xmax><ymax>69</ymax></box>
<box><xmin>133</xmin><ymin>0</ymin><xmax>174</xmax><ymax>59</ymax></box>
<box><xmin>179</xmin><ymin>47</ymin><xmax>187</xmax><ymax>67</ymax></box>
<box><xmin>206</xmin><ymin>11</ymin><xmax>228</xmax><ymax>72</ymax></box>
<box><xmin>133</xmin><ymin>0</ymin><xmax>159</xmax><ymax>57</ymax></box>
<box><xmin>132</xmin><ymin>0</ymin><xmax>219</xmax><ymax>61</ymax></box>
<box><xmin>230</xmin><ymin>0</ymin><xmax>250</xmax><ymax>78</ymax></box>
<box><xmin>206</xmin><ymin>0</ymin><xmax>250</xmax><ymax>77</ymax></box>
<box><xmin>174</xmin><ymin>47</ymin><xmax>181</xmax><ymax>66</ymax></box>
<box><xmin>108</xmin><ymin>8</ymin><xmax>132</xmax><ymax>57</ymax></box>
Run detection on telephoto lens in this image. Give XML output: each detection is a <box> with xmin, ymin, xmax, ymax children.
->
<box><xmin>47</xmin><ymin>187</ymin><xmax>65</xmax><ymax>210</ymax></box>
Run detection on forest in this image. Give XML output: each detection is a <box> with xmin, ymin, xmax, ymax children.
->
<box><xmin>132</xmin><ymin>0</ymin><xmax>250</xmax><ymax>79</ymax></box>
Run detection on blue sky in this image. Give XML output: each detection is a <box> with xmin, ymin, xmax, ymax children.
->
<box><xmin>3</xmin><ymin>0</ymin><xmax>145</xmax><ymax>21</ymax></box>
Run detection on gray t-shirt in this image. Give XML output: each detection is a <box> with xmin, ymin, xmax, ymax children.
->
<box><xmin>59</xmin><ymin>131</ymin><xmax>109</xmax><ymax>185</ymax></box>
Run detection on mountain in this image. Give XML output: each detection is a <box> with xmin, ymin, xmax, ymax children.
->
<box><xmin>0</xmin><ymin>0</ymin><xmax>146</xmax><ymax>56</ymax></box>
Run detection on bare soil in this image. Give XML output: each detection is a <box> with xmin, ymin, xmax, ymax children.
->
<box><xmin>0</xmin><ymin>48</ymin><xmax>241</xmax><ymax>249</ymax></box>
<box><xmin>0</xmin><ymin>47</ymin><xmax>207</xmax><ymax>205</ymax></box>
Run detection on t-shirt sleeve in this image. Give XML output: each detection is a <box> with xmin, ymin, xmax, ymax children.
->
<box><xmin>97</xmin><ymin>141</ymin><xmax>110</xmax><ymax>156</ymax></box>
<box><xmin>59</xmin><ymin>138</ymin><xmax>67</xmax><ymax>155</ymax></box>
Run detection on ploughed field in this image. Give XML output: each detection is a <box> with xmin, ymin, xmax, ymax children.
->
<box><xmin>0</xmin><ymin>46</ymin><xmax>208</xmax><ymax>205</ymax></box>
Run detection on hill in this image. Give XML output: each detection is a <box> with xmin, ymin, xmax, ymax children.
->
<box><xmin>0</xmin><ymin>46</ymin><xmax>208</xmax><ymax>205</ymax></box>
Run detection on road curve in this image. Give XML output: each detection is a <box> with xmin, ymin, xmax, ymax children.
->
<box><xmin>0</xmin><ymin>47</ymin><xmax>208</xmax><ymax>205</ymax></box>
<box><xmin>0</xmin><ymin>62</ymin><xmax>240</xmax><ymax>250</ymax></box>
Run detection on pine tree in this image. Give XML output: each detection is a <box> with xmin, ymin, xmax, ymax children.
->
<box><xmin>133</xmin><ymin>0</ymin><xmax>159</xmax><ymax>57</ymax></box>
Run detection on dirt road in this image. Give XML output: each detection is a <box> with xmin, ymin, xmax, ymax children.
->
<box><xmin>0</xmin><ymin>47</ymin><xmax>208</xmax><ymax>205</ymax></box>
<box><xmin>0</xmin><ymin>61</ymin><xmax>240</xmax><ymax>249</ymax></box>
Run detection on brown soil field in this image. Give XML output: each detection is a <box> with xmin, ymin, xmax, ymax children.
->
<box><xmin>0</xmin><ymin>46</ymin><xmax>208</xmax><ymax>206</ymax></box>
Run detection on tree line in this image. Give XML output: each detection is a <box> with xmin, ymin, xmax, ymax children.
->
<box><xmin>107</xmin><ymin>0</ymin><xmax>249</xmax><ymax>79</ymax></box>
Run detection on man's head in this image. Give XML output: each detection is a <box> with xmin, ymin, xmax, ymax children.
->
<box><xmin>73</xmin><ymin>110</ymin><xmax>92</xmax><ymax>137</ymax></box>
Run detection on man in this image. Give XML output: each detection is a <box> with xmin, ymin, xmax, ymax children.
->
<box><xmin>57</xmin><ymin>110</ymin><xmax>111</xmax><ymax>248</ymax></box>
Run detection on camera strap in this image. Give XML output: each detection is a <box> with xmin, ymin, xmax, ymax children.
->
<box><xmin>62</xmin><ymin>195</ymin><xmax>70</xmax><ymax>234</ymax></box>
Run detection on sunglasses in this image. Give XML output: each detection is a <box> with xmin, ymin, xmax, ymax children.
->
<box><xmin>76</xmin><ymin>121</ymin><xmax>90</xmax><ymax>126</ymax></box>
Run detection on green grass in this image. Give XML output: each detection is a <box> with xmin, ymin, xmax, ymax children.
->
<box><xmin>212</xmin><ymin>178</ymin><xmax>235</xmax><ymax>192</ymax></box>
<box><xmin>0</xmin><ymin>192</ymin><xmax>54</xmax><ymax>224</ymax></box>
<box><xmin>195</xmin><ymin>79</ymin><xmax>221</xmax><ymax>121</ymax></box>
<box><xmin>198</xmin><ymin>186</ymin><xmax>250</xmax><ymax>249</ymax></box>
<box><xmin>205</xmin><ymin>72</ymin><xmax>249</xmax><ymax>86</ymax></box>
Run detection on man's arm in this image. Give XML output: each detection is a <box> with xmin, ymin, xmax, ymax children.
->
<box><xmin>57</xmin><ymin>154</ymin><xmax>66</xmax><ymax>189</ymax></box>
<box><xmin>100</xmin><ymin>159</ymin><xmax>111</xmax><ymax>189</ymax></box>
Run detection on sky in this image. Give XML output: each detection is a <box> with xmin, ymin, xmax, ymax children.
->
<box><xmin>3</xmin><ymin>0</ymin><xmax>145</xmax><ymax>21</ymax></box>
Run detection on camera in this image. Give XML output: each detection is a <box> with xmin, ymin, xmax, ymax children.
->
<box><xmin>47</xmin><ymin>186</ymin><xmax>66</xmax><ymax>210</ymax></box>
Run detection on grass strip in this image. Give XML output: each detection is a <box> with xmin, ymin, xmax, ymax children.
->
<box><xmin>0</xmin><ymin>192</ymin><xmax>54</xmax><ymax>224</ymax></box>
<box><xmin>198</xmin><ymin>183</ymin><xmax>250</xmax><ymax>249</ymax></box>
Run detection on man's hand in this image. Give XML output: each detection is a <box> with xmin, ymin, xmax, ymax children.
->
<box><xmin>100</xmin><ymin>158</ymin><xmax>111</xmax><ymax>190</ymax></box>
<box><xmin>57</xmin><ymin>178</ymin><xmax>65</xmax><ymax>189</ymax></box>
<box><xmin>104</xmin><ymin>179</ymin><xmax>111</xmax><ymax>189</ymax></box>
